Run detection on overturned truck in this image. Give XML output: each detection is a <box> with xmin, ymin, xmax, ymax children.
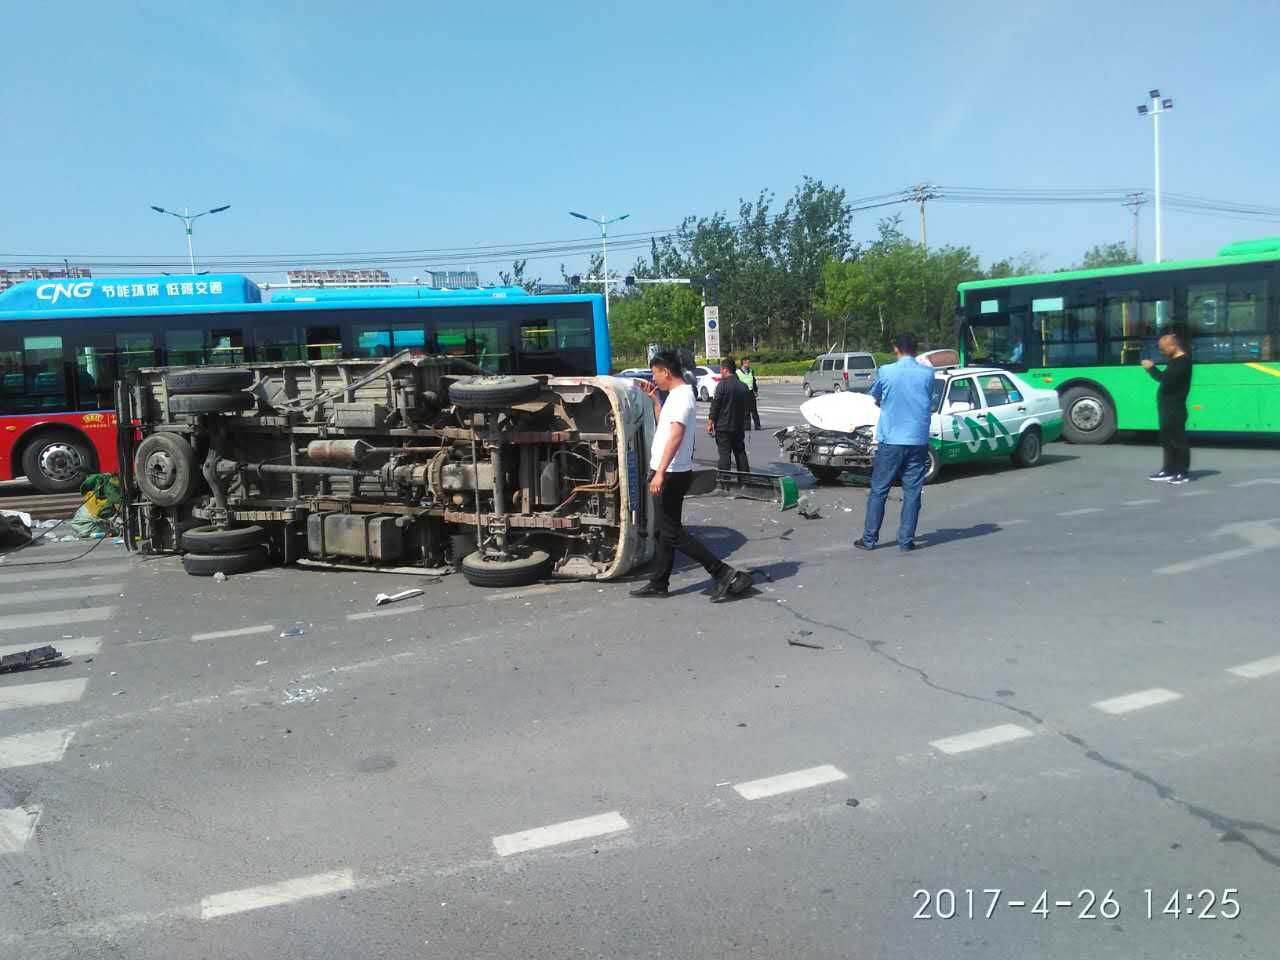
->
<box><xmin>116</xmin><ymin>353</ymin><xmax>656</xmax><ymax>586</ymax></box>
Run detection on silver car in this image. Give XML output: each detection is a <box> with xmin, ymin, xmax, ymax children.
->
<box><xmin>802</xmin><ymin>351</ymin><xmax>877</xmax><ymax>397</ymax></box>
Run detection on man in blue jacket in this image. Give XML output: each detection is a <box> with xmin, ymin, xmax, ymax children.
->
<box><xmin>857</xmin><ymin>333</ymin><xmax>936</xmax><ymax>552</ymax></box>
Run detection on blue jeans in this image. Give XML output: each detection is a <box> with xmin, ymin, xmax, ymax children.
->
<box><xmin>862</xmin><ymin>444</ymin><xmax>928</xmax><ymax>548</ymax></box>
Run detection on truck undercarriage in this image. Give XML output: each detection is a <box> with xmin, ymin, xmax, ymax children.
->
<box><xmin>116</xmin><ymin>353</ymin><xmax>655</xmax><ymax>586</ymax></box>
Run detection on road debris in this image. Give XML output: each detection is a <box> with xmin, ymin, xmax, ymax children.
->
<box><xmin>787</xmin><ymin>630</ymin><xmax>824</xmax><ymax>650</ymax></box>
<box><xmin>255</xmin><ymin>659</ymin><xmax>270</xmax><ymax>666</ymax></box>
<box><xmin>0</xmin><ymin>645</ymin><xmax>67</xmax><ymax>674</ymax></box>
<box><xmin>797</xmin><ymin>495</ymin><xmax>822</xmax><ymax>519</ymax></box>
<box><xmin>212</xmin><ymin>571</ymin><xmax>227</xmax><ymax>583</ymax></box>
<box><xmin>283</xmin><ymin>684</ymin><xmax>330</xmax><ymax>705</ymax></box>
<box><xmin>375</xmin><ymin>588</ymin><xmax>424</xmax><ymax>606</ymax></box>
<box><xmin>279</xmin><ymin>627</ymin><xmax>307</xmax><ymax>637</ymax></box>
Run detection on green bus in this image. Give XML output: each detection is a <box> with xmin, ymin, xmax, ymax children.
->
<box><xmin>955</xmin><ymin>238</ymin><xmax>1280</xmax><ymax>443</ymax></box>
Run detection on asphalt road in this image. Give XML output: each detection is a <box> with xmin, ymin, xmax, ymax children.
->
<box><xmin>2</xmin><ymin>385</ymin><xmax>1279</xmax><ymax>959</ymax></box>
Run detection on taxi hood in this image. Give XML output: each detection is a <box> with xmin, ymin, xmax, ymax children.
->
<box><xmin>799</xmin><ymin>391</ymin><xmax>881</xmax><ymax>434</ymax></box>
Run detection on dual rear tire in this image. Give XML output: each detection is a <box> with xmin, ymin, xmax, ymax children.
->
<box><xmin>181</xmin><ymin>524</ymin><xmax>270</xmax><ymax>577</ymax></box>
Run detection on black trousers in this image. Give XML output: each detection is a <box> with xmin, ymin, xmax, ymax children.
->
<box><xmin>746</xmin><ymin>392</ymin><xmax>761</xmax><ymax>430</ymax></box>
<box><xmin>1159</xmin><ymin>405</ymin><xmax>1190</xmax><ymax>475</ymax></box>
<box><xmin>715</xmin><ymin>430</ymin><xmax>750</xmax><ymax>474</ymax></box>
<box><xmin>648</xmin><ymin>470</ymin><xmax>728</xmax><ymax>589</ymax></box>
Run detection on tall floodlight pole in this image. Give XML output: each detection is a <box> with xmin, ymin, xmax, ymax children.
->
<box><xmin>150</xmin><ymin>204</ymin><xmax>231</xmax><ymax>274</ymax></box>
<box><xmin>569</xmin><ymin>211</ymin><xmax>629</xmax><ymax>320</ymax></box>
<box><xmin>1136</xmin><ymin>90</ymin><xmax>1172</xmax><ymax>262</ymax></box>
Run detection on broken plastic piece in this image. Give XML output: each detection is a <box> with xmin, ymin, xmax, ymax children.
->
<box><xmin>375</xmin><ymin>588</ymin><xmax>424</xmax><ymax>606</ymax></box>
<box><xmin>279</xmin><ymin>628</ymin><xmax>306</xmax><ymax>638</ymax></box>
<box><xmin>0</xmin><ymin>645</ymin><xmax>66</xmax><ymax>674</ymax></box>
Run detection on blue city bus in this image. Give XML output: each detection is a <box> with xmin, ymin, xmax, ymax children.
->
<box><xmin>0</xmin><ymin>274</ymin><xmax>610</xmax><ymax>491</ymax></box>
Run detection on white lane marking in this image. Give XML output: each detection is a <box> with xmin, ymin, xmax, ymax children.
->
<box><xmin>493</xmin><ymin>811</ymin><xmax>630</xmax><ymax>857</ymax></box>
<box><xmin>346</xmin><ymin>604</ymin><xmax>425</xmax><ymax>621</ymax></box>
<box><xmin>0</xmin><ymin>606</ymin><xmax>117</xmax><ymax>632</ymax></box>
<box><xmin>0</xmin><ymin>583</ymin><xmax>123</xmax><ymax>606</ymax></box>
<box><xmin>931</xmin><ymin>723</ymin><xmax>1034</xmax><ymax>755</ymax></box>
<box><xmin>1226</xmin><ymin>655</ymin><xmax>1280</xmax><ymax>679</ymax></box>
<box><xmin>1156</xmin><ymin>519</ymin><xmax>1280</xmax><ymax>575</ymax></box>
<box><xmin>0</xmin><ymin>728</ymin><xmax>75</xmax><ymax>769</ymax></box>
<box><xmin>0</xmin><ymin>637</ymin><xmax>101</xmax><ymax>659</ymax></box>
<box><xmin>1231</xmin><ymin>479</ymin><xmax>1280</xmax><ymax>488</ymax></box>
<box><xmin>0</xmin><ymin>563</ymin><xmax>131</xmax><ymax>585</ymax></box>
<box><xmin>1057</xmin><ymin>507</ymin><xmax>1103</xmax><ymax>517</ymax></box>
<box><xmin>732</xmin><ymin>764</ymin><xmax>847</xmax><ymax>800</ymax></box>
<box><xmin>1122</xmin><ymin>499</ymin><xmax>1159</xmax><ymax>506</ymax></box>
<box><xmin>200</xmin><ymin>869</ymin><xmax>354</xmax><ymax>920</ymax></box>
<box><xmin>190</xmin><ymin>624</ymin><xmax>276</xmax><ymax>642</ymax></box>
<box><xmin>1092</xmin><ymin>687</ymin><xmax>1183</xmax><ymax>715</ymax></box>
<box><xmin>1180</xmin><ymin>489</ymin><xmax>1211</xmax><ymax>497</ymax></box>
<box><xmin>993</xmin><ymin>519</ymin><xmax>1029</xmax><ymax>527</ymax></box>
<box><xmin>0</xmin><ymin>678</ymin><xmax>88</xmax><ymax>712</ymax></box>
<box><xmin>492</xmin><ymin>585</ymin><xmax>562</xmax><ymax>601</ymax></box>
<box><xmin>0</xmin><ymin>806</ymin><xmax>40</xmax><ymax>853</ymax></box>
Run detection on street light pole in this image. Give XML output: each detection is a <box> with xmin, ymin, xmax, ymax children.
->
<box><xmin>569</xmin><ymin>210</ymin><xmax>629</xmax><ymax>321</ymax></box>
<box><xmin>150</xmin><ymin>204</ymin><xmax>231</xmax><ymax>274</ymax></box>
<box><xmin>1136</xmin><ymin>90</ymin><xmax>1172</xmax><ymax>262</ymax></box>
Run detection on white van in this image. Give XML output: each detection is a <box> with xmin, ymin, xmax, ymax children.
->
<box><xmin>802</xmin><ymin>351</ymin><xmax>877</xmax><ymax>397</ymax></box>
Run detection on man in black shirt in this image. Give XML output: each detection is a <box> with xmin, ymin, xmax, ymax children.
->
<box><xmin>1142</xmin><ymin>330</ymin><xmax>1193</xmax><ymax>484</ymax></box>
<box><xmin>708</xmin><ymin>357</ymin><xmax>750</xmax><ymax>475</ymax></box>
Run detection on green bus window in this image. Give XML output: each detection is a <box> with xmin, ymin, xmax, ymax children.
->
<box><xmin>116</xmin><ymin>333</ymin><xmax>156</xmax><ymax>372</ymax></box>
<box><xmin>209</xmin><ymin>329</ymin><xmax>245</xmax><ymax>365</ymax></box>
<box><xmin>166</xmin><ymin>329</ymin><xmax>204</xmax><ymax>366</ymax></box>
<box><xmin>1034</xmin><ymin>300</ymin><xmax>1098</xmax><ymax>366</ymax></box>
<box><xmin>437</xmin><ymin>324</ymin><xmax>507</xmax><ymax>373</ymax></box>
<box><xmin>254</xmin><ymin>327</ymin><xmax>302</xmax><ymax>362</ymax></box>
<box><xmin>305</xmin><ymin>326</ymin><xmax>342</xmax><ymax>361</ymax></box>
<box><xmin>23</xmin><ymin>336</ymin><xmax>66</xmax><ymax>410</ymax></box>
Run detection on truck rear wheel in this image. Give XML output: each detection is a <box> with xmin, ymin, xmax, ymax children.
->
<box><xmin>165</xmin><ymin>369</ymin><xmax>254</xmax><ymax>394</ymax></box>
<box><xmin>181</xmin><ymin>524</ymin><xmax>267</xmax><ymax>554</ymax></box>
<box><xmin>182</xmin><ymin>547</ymin><xmax>269</xmax><ymax>577</ymax></box>
<box><xmin>133</xmin><ymin>433</ymin><xmax>198</xmax><ymax>507</ymax></box>
<box><xmin>460</xmin><ymin>549</ymin><xmax>553</xmax><ymax>587</ymax></box>
<box><xmin>169</xmin><ymin>392</ymin><xmax>255</xmax><ymax>415</ymax></box>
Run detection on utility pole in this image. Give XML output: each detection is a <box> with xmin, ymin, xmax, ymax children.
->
<box><xmin>910</xmin><ymin>183</ymin><xmax>940</xmax><ymax>248</ymax></box>
<box><xmin>1122</xmin><ymin>192</ymin><xmax>1147</xmax><ymax>260</ymax></box>
<box><xmin>1136</xmin><ymin>89</ymin><xmax>1173</xmax><ymax>262</ymax></box>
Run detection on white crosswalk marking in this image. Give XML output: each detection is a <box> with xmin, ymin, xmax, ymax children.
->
<box><xmin>0</xmin><ymin>728</ymin><xmax>75</xmax><ymax>769</ymax></box>
<box><xmin>5</xmin><ymin>583</ymin><xmax>122</xmax><ymax>606</ymax></box>
<box><xmin>0</xmin><ymin>806</ymin><xmax>40</xmax><ymax>854</ymax></box>
<box><xmin>0</xmin><ymin>678</ymin><xmax>88</xmax><ymax>712</ymax></box>
<box><xmin>0</xmin><ymin>606</ymin><xmax>117</xmax><ymax>632</ymax></box>
<box><xmin>0</xmin><ymin>563</ymin><xmax>130</xmax><ymax>585</ymax></box>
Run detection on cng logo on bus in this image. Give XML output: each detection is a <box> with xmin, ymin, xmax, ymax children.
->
<box><xmin>35</xmin><ymin>281</ymin><xmax>94</xmax><ymax>304</ymax></box>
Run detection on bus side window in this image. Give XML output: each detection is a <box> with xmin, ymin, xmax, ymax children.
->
<box><xmin>254</xmin><ymin>327</ymin><xmax>302</xmax><ymax>363</ymax></box>
<box><xmin>393</xmin><ymin>324</ymin><xmax>425</xmax><ymax>355</ymax></box>
<box><xmin>305</xmin><ymin>326</ymin><xmax>342</xmax><ymax>361</ymax></box>
<box><xmin>73</xmin><ymin>339</ymin><xmax>117</xmax><ymax>411</ymax></box>
<box><xmin>116</xmin><ymin>332</ymin><xmax>156</xmax><ymax>372</ymax></box>
<box><xmin>166</xmin><ymin>330</ymin><xmax>205</xmax><ymax>366</ymax></box>
<box><xmin>352</xmin><ymin>326</ymin><xmax>392</xmax><ymax>357</ymax></box>
<box><xmin>23</xmin><ymin>336</ymin><xmax>66</xmax><ymax>410</ymax></box>
<box><xmin>0</xmin><ymin>343</ymin><xmax>24</xmax><ymax>413</ymax></box>
<box><xmin>209</xmin><ymin>328</ymin><xmax>245</xmax><ymax>365</ymax></box>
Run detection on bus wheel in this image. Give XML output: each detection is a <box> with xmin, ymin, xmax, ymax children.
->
<box><xmin>1060</xmin><ymin>387</ymin><xmax>1116</xmax><ymax>444</ymax></box>
<box><xmin>133</xmin><ymin>433</ymin><xmax>198</xmax><ymax>507</ymax></box>
<box><xmin>21</xmin><ymin>432</ymin><xmax>95</xmax><ymax>494</ymax></box>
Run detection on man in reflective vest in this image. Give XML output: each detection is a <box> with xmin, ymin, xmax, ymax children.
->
<box><xmin>737</xmin><ymin>357</ymin><xmax>762</xmax><ymax>431</ymax></box>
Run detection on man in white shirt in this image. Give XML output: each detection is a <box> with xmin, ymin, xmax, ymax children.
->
<box><xmin>631</xmin><ymin>351</ymin><xmax>746</xmax><ymax>601</ymax></box>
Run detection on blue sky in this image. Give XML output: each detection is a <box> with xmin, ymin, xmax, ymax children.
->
<box><xmin>2</xmin><ymin>0</ymin><xmax>1277</xmax><ymax>283</ymax></box>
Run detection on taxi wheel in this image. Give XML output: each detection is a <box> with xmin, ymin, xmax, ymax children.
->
<box><xmin>923</xmin><ymin>448</ymin><xmax>940</xmax><ymax>484</ymax></box>
<box><xmin>1012</xmin><ymin>429</ymin><xmax>1043</xmax><ymax>468</ymax></box>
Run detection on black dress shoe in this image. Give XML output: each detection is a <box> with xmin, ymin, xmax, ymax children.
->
<box><xmin>630</xmin><ymin>583</ymin><xmax>669</xmax><ymax>598</ymax></box>
<box><xmin>854</xmin><ymin>540</ymin><xmax>875</xmax><ymax>552</ymax></box>
<box><xmin>709</xmin><ymin>568</ymin><xmax>738</xmax><ymax>602</ymax></box>
<box><xmin>899</xmin><ymin>542</ymin><xmax>918</xmax><ymax>552</ymax></box>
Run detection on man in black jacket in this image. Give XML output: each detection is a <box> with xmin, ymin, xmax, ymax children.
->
<box><xmin>1142</xmin><ymin>329</ymin><xmax>1193</xmax><ymax>484</ymax></box>
<box><xmin>708</xmin><ymin>357</ymin><xmax>750</xmax><ymax>475</ymax></box>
